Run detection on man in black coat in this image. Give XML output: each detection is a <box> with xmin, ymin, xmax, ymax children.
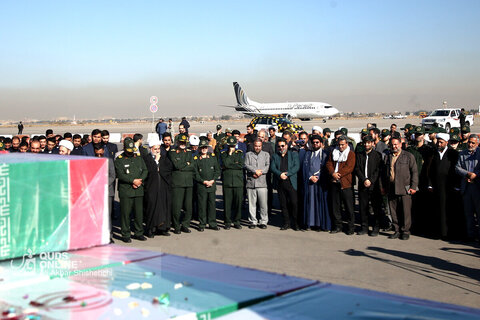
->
<box><xmin>102</xmin><ymin>130</ymin><xmax>118</xmax><ymax>159</ymax></box>
<box><xmin>142</xmin><ymin>139</ymin><xmax>173</xmax><ymax>237</ymax></box>
<box><xmin>355</xmin><ymin>135</ymin><xmax>383</xmax><ymax>236</ymax></box>
<box><xmin>428</xmin><ymin>133</ymin><xmax>459</xmax><ymax>239</ymax></box>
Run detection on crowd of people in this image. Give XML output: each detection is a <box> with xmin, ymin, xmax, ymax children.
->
<box><xmin>0</xmin><ymin>119</ymin><xmax>478</xmax><ymax>244</ymax></box>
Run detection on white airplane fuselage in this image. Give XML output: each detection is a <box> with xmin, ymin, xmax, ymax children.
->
<box><xmin>232</xmin><ymin>82</ymin><xmax>339</xmax><ymax>120</ymax></box>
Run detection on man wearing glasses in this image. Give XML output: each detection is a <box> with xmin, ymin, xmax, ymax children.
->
<box><xmin>271</xmin><ymin>138</ymin><xmax>300</xmax><ymax>230</ymax></box>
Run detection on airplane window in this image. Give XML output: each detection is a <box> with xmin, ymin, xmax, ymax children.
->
<box><xmin>325</xmin><ymin>105</ymin><xmax>332</xmax><ymax>108</ymax></box>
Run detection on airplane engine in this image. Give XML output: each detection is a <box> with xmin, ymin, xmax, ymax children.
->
<box><xmin>299</xmin><ymin>118</ymin><xmax>312</xmax><ymax>121</ymax></box>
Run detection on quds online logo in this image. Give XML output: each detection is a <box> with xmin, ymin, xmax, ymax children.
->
<box><xmin>10</xmin><ymin>249</ymin><xmax>74</xmax><ymax>275</ymax></box>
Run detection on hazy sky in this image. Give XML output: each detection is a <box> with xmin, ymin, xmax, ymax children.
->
<box><xmin>1</xmin><ymin>0</ymin><xmax>479</xmax><ymax>120</ymax></box>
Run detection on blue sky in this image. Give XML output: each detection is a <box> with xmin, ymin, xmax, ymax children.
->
<box><xmin>0</xmin><ymin>0</ymin><xmax>479</xmax><ymax>119</ymax></box>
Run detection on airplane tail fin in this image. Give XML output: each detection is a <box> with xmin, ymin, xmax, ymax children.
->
<box><xmin>233</xmin><ymin>82</ymin><xmax>251</xmax><ymax>106</ymax></box>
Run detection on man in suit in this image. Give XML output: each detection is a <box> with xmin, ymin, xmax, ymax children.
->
<box><xmin>83</xmin><ymin>129</ymin><xmax>110</xmax><ymax>157</ymax></box>
<box><xmin>428</xmin><ymin>133</ymin><xmax>459</xmax><ymax>239</ymax></box>
<box><xmin>355</xmin><ymin>135</ymin><xmax>383</xmax><ymax>236</ymax></box>
<box><xmin>94</xmin><ymin>143</ymin><xmax>116</xmax><ymax>243</ymax></box>
<box><xmin>326</xmin><ymin>135</ymin><xmax>356</xmax><ymax>234</ymax></box>
<box><xmin>381</xmin><ymin>137</ymin><xmax>418</xmax><ymax>240</ymax></box>
<box><xmin>455</xmin><ymin>134</ymin><xmax>480</xmax><ymax>242</ymax></box>
<box><xmin>271</xmin><ymin>138</ymin><xmax>300</xmax><ymax>230</ymax></box>
<box><xmin>101</xmin><ymin>130</ymin><xmax>118</xmax><ymax>159</ymax></box>
<box><xmin>155</xmin><ymin>118</ymin><xmax>168</xmax><ymax>140</ymax></box>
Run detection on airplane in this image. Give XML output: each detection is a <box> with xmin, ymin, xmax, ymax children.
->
<box><xmin>227</xmin><ymin>82</ymin><xmax>340</xmax><ymax>121</ymax></box>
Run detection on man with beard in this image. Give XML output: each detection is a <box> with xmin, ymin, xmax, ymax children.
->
<box><xmin>355</xmin><ymin>135</ymin><xmax>383</xmax><ymax>236</ymax></box>
<box><xmin>428</xmin><ymin>133</ymin><xmax>459</xmax><ymax>239</ymax></box>
<box><xmin>83</xmin><ymin>129</ymin><xmax>107</xmax><ymax>157</ymax></box>
<box><xmin>194</xmin><ymin>139</ymin><xmax>221</xmax><ymax>231</ymax></box>
<box><xmin>94</xmin><ymin>143</ymin><xmax>116</xmax><ymax>243</ymax></box>
<box><xmin>71</xmin><ymin>134</ymin><xmax>84</xmax><ymax>155</ymax></box>
<box><xmin>455</xmin><ymin>134</ymin><xmax>480</xmax><ymax>242</ymax></box>
<box><xmin>326</xmin><ymin>135</ymin><xmax>356</xmax><ymax>234</ymax></box>
<box><xmin>411</xmin><ymin>126</ymin><xmax>434</xmax><ymax>236</ymax></box>
<box><xmin>115</xmin><ymin>138</ymin><xmax>148</xmax><ymax>243</ymax></box>
<box><xmin>303</xmin><ymin>135</ymin><xmax>330</xmax><ymax>231</ymax></box>
<box><xmin>169</xmin><ymin>133</ymin><xmax>195</xmax><ymax>234</ymax></box>
<box><xmin>58</xmin><ymin>140</ymin><xmax>73</xmax><ymax>155</ymax></box>
<box><xmin>245</xmin><ymin>139</ymin><xmax>270</xmax><ymax>229</ymax></box>
<box><xmin>271</xmin><ymin>138</ymin><xmax>300</xmax><ymax>230</ymax></box>
<box><xmin>142</xmin><ymin>138</ymin><xmax>173</xmax><ymax>238</ymax></box>
<box><xmin>381</xmin><ymin>137</ymin><xmax>418</xmax><ymax>240</ymax></box>
<box><xmin>162</xmin><ymin>132</ymin><xmax>173</xmax><ymax>151</ymax></box>
<box><xmin>101</xmin><ymin>130</ymin><xmax>118</xmax><ymax>159</ymax></box>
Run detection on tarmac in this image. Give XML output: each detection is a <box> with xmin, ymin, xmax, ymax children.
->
<box><xmin>2</xmin><ymin>117</ymin><xmax>480</xmax><ymax>309</ymax></box>
<box><xmin>115</xmin><ymin>195</ymin><xmax>480</xmax><ymax>309</ymax></box>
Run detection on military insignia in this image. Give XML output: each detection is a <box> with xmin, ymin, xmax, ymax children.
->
<box><xmin>194</xmin><ymin>156</ymin><xmax>198</xmax><ymax>160</ymax></box>
<box><xmin>118</xmin><ymin>155</ymin><xmax>123</xmax><ymax>159</ymax></box>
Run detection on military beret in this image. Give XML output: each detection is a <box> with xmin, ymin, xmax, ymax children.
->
<box><xmin>226</xmin><ymin>136</ymin><xmax>237</xmax><ymax>146</ymax></box>
<box><xmin>414</xmin><ymin>126</ymin><xmax>425</xmax><ymax>135</ymax></box>
<box><xmin>361</xmin><ymin>128</ymin><xmax>368</xmax><ymax>135</ymax></box>
<box><xmin>216</xmin><ymin>124</ymin><xmax>222</xmax><ymax>130</ymax></box>
<box><xmin>199</xmin><ymin>139</ymin><xmax>209</xmax><ymax>148</ymax></box>
<box><xmin>363</xmin><ymin>135</ymin><xmax>374</xmax><ymax>142</ymax></box>
<box><xmin>123</xmin><ymin>137</ymin><xmax>135</xmax><ymax>152</ymax></box>
<box><xmin>177</xmin><ymin>133</ymin><xmax>189</xmax><ymax>143</ymax></box>
<box><xmin>449</xmin><ymin>134</ymin><xmax>460</xmax><ymax>142</ymax></box>
<box><xmin>340</xmin><ymin>127</ymin><xmax>348</xmax><ymax>135</ymax></box>
<box><xmin>323</xmin><ymin>128</ymin><xmax>331</xmax><ymax>134</ymax></box>
<box><xmin>392</xmin><ymin>131</ymin><xmax>401</xmax><ymax>139</ymax></box>
<box><xmin>381</xmin><ymin>129</ymin><xmax>391</xmax><ymax>137</ymax></box>
<box><xmin>450</xmin><ymin>127</ymin><xmax>460</xmax><ymax>135</ymax></box>
<box><xmin>401</xmin><ymin>123</ymin><xmax>412</xmax><ymax>130</ymax></box>
<box><xmin>461</xmin><ymin>125</ymin><xmax>470</xmax><ymax>133</ymax></box>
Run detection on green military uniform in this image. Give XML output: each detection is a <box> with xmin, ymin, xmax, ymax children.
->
<box><xmin>355</xmin><ymin>129</ymin><xmax>369</xmax><ymax>153</ymax></box>
<box><xmin>194</xmin><ymin>140</ymin><xmax>221</xmax><ymax>230</ymax></box>
<box><xmin>136</xmin><ymin>144</ymin><xmax>149</xmax><ymax>157</ymax></box>
<box><xmin>169</xmin><ymin>134</ymin><xmax>195</xmax><ymax>232</ymax></box>
<box><xmin>340</xmin><ymin>127</ymin><xmax>357</xmax><ymax>150</ymax></box>
<box><xmin>221</xmin><ymin>136</ymin><xmax>245</xmax><ymax>229</ymax></box>
<box><xmin>114</xmin><ymin>138</ymin><xmax>148</xmax><ymax>240</ymax></box>
<box><xmin>214</xmin><ymin>124</ymin><xmax>226</xmax><ymax>143</ymax></box>
<box><xmin>458</xmin><ymin>124</ymin><xmax>471</xmax><ymax>151</ymax></box>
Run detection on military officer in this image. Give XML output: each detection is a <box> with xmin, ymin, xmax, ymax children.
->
<box><xmin>194</xmin><ymin>139</ymin><xmax>221</xmax><ymax>231</ymax></box>
<box><xmin>214</xmin><ymin>124</ymin><xmax>226</xmax><ymax>143</ymax></box>
<box><xmin>459</xmin><ymin>125</ymin><xmax>471</xmax><ymax>151</ymax></box>
<box><xmin>221</xmin><ymin>136</ymin><xmax>245</xmax><ymax>229</ymax></box>
<box><xmin>169</xmin><ymin>133</ymin><xmax>195</xmax><ymax>234</ymax></box>
<box><xmin>114</xmin><ymin>137</ymin><xmax>148</xmax><ymax>243</ymax></box>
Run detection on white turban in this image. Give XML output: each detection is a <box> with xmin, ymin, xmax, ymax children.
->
<box><xmin>189</xmin><ymin>135</ymin><xmax>200</xmax><ymax>146</ymax></box>
<box><xmin>437</xmin><ymin>133</ymin><xmax>449</xmax><ymax>142</ymax></box>
<box><xmin>312</xmin><ymin>126</ymin><xmax>322</xmax><ymax>133</ymax></box>
<box><xmin>148</xmin><ymin>138</ymin><xmax>162</xmax><ymax>147</ymax></box>
<box><xmin>59</xmin><ymin>140</ymin><xmax>73</xmax><ymax>151</ymax></box>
